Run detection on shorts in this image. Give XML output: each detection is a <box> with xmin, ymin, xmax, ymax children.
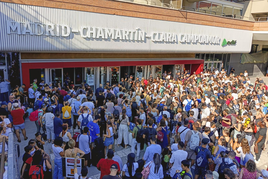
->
<box><xmin>104</xmin><ymin>136</ymin><xmax>114</xmax><ymax>147</ymax></box>
<box><xmin>14</xmin><ymin>123</ymin><xmax>25</xmax><ymax>130</ymax></box>
<box><xmin>195</xmin><ymin>166</ymin><xmax>207</xmax><ymax>178</ymax></box>
<box><xmin>63</xmin><ymin>119</ymin><xmax>72</xmax><ymax>127</ymax></box>
<box><xmin>83</xmin><ymin>153</ymin><xmax>91</xmax><ymax>166</ymax></box>
<box><xmin>187</xmin><ymin>150</ymin><xmax>197</xmax><ymax>160</ymax></box>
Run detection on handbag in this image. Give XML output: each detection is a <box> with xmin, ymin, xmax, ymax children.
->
<box><xmin>141</xmin><ymin>162</ymin><xmax>152</xmax><ymax>179</ymax></box>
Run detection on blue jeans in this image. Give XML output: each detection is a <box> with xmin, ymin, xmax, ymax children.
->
<box><xmin>0</xmin><ymin>92</ymin><xmax>8</xmax><ymax>103</ymax></box>
<box><xmin>54</xmin><ymin>158</ymin><xmax>63</xmax><ymax>179</ymax></box>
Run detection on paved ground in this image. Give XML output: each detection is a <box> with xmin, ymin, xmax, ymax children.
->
<box><xmin>17</xmin><ymin>117</ymin><xmax>146</xmax><ymax>178</ymax></box>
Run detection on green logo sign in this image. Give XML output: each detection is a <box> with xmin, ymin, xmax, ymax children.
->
<box><xmin>222</xmin><ymin>38</ymin><xmax>237</xmax><ymax>47</ymax></box>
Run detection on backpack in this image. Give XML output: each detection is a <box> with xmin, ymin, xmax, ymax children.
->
<box><xmin>132</xmin><ymin>102</ymin><xmax>138</xmax><ymax>110</ymax></box>
<box><xmin>63</xmin><ymin>95</ymin><xmax>71</xmax><ymax>102</ymax></box>
<box><xmin>157</xmin><ymin>130</ymin><xmax>164</xmax><ymax>142</ymax></box>
<box><xmin>29</xmin><ymin>110</ymin><xmax>40</xmax><ymax>122</ymax></box>
<box><xmin>208</xmin><ymin>128</ymin><xmax>217</xmax><ymax>144</ymax></box>
<box><xmin>113</xmin><ymin>107</ymin><xmax>120</xmax><ymax>119</ymax></box>
<box><xmin>166</xmin><ymin>97</ymin><xmax>172</xmax><ymax>106</ymax></box>
<box><xmin>157</xmin><ymin>104</ymin><xmax>164</xmax><ymax>112</ymax></box>
<box><xmin>218</xmin><ymin>158</ymin><xmax>235</xmax><ymax>177</ymax></box>
<box><xmin>141</xmin><ymin>99</ymin><xmax>147</xmax><ymax>109</ymax></box>
<box><xmin>136</xmin><ymin>126</ymin><xmax>144</xmax><ymax>143</ymax></box>
<box><xmin>196</xmin><ymin>147</ymin><xmax>208</xmax><ymax>168</ymax></box>
<box><xmin>185</xmin><ymin>100</ymin><xmax>192</xmax><ymax>112</ymax></box>
<box><xmin>222</xmin><ymin>103</ymin><xmax>228</xmax><ymax>111</ymax></box>
<box><xmin>81</xmin><ymin>114</ymin><xmax>90</xmax><ymax>128</ymax></box>
<box><xmin>34</xmin><ymin>100</ymin><xmax>41</xmax><ymax>111</ymax></box>
<box><xmin>129</xmin><ymin>122</ymin><xmax>135</xmax><ymax>132</ymax></box>
<box><xmin>189</xmin><ymin>131</ymin><xmax>200</xmax><ymax>150</ymax></box>
<box><xmin>147</xmin><ymin>128</ymin><xmax>156</xmax><ymax>142</ymax></box>
<box><xmin>73</xmin><ymin>132</ymin><xmax>80</xmax><ymax>147</ymax></box>
<box><xmin>63</xmin><ymin>109</ymin><xmax>70</xmax><ymax>118</ymax></box>
<box><xmin>29</xmin><ymin>165</ymin><xmax>44</xmax><ymax>179</ymax></box>
<box><xmin>172</xmin><ymin>172</ymin><xmax>192</xmax><ymax>179</ymax></box>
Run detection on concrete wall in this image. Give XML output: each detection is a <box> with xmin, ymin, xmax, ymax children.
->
<box><xmin>251</xmin><ymin>0</ymin><xmax>268</xmax><ymax>14</ymax></box>
<box><xmin>242</xmin><ymin>0</ymin><xmax>255</xmax><ymax>21</ymax></box>
<box><xmin>229</xmin><ymin>53</ymin><xmax>268</xmax><ymax>76</ymax></box>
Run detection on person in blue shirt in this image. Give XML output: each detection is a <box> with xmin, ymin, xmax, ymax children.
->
<box><xmin>194</xmin><ymin>138</ymin><xmax>213</xmax><ymax>179</ymax></box>
<box><xmin>143</xmin><ymin>135</ymin><xmax>161</xmax><ymax>164</ymax></box>
<box><xmin>34</xmin><ymin>95</ymin><xmax>43</xmax><ymax>111</ymax></box>
<box><xmin>71</xmin><ymin>96</ymin><xmax>81</xmax><ymax>130</ymax></box>
<box><xmin>54</xmin><ymin>112</ymin><xmax>63</xmax><ymax>138</ymax></box>
<box><xmin>87</xmin><ymin>115</ymin><xmax>100</xmax><ymax>144</ymax></box>
<box><xmin>95</xmin><ymin>84</ymin><xmax>104</xmax><ymax>98</ymax></box>
<box><xmin>26</xmin><ymin>104</ymin><xmax>33</xmax><ymax>117</ymax></box>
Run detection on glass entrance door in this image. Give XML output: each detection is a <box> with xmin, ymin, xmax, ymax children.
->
<box><xmin>136</xmin><ymin>66</ymin><xmax>145</xmax><ymax>81</ymax></box>
<box><xmin>0</xmin><ymin>67</ymin><xmax>8</xmax><ymax>81</ymax></box>
<box><xmin>49</xmin><ymin>69</ymin><xmax>63</xmax><ymax>87</ymax></box>
<box><xmin>109</xmin><ymin>67</ymin><xmax>120</xmax><ymax>85</ymax></box>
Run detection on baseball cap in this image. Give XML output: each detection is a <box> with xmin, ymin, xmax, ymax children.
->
<box><xmin>202</xmin><ymin>138</ymin><xmax>210</xmax><ymax>145</ymax></box>
<box><xmin>110</xmin><ymin>164</ymin><xmax>118</xmax><ymax>170</ymax></box>
<box><xmin>13</xmin><ymin>103</ymin><xmax>19</xmax><ymax>108</ymax></box>
<box><xmin>77</xmin><ymin>96</ymin><xmax>81</xmax><ymax>100</ymax></box>
<box><xmin>160</xmin><ymin>99</ymin><xmax>166</xmax><ymax>102</ymax></box>
<box><xmin>107</xmin><ymin>149</ymin><xmax>114</xmax><ymax>158</ymax></box>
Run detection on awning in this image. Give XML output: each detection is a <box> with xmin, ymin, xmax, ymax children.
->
<box><xmin>253</xmin><ymin>31</ymin><xmax>268</xmax><ymax>41</ymax></box>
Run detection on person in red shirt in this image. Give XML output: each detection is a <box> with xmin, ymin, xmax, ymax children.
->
<box><xmin>11</xmin><ymin>103</ymin><xmax>28</xmax><ymax>142</ymax></box>
<box><xmin>97</xmin><ymin>149</ymin><xmax>120</xmax><ymax>179</ymax></box>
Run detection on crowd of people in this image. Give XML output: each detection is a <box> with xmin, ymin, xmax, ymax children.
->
<box><xmin>2</xmin><ymin>68</ymin><xmax>268</xmax><ymax>179</ymax></box>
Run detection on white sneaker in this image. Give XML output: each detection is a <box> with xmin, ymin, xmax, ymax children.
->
<box><xmin>255</xmin><ymin>160</ymin><xmax>259</xmax><ymax>164</ymax></box>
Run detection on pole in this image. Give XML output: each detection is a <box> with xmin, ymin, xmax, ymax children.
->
<box><xmin>0</xmin><ymin>137</ymin><xmax>6</xmax><ymax>179</ymax></box>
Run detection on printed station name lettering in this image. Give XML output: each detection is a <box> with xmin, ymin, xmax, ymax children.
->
<box><xmin>6</xmin><ymin>21</ymin><xmax>221</xmax><ymax>45</ymax></box>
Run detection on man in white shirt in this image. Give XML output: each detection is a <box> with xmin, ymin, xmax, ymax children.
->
<box><xmin>81</xmin><ymin>97</ymin><xmax>95</xmax><ymax>115</ymax></box>
<box><xmin>77</xmin><ymin>127</ymin><xmax>91</xmax><ymax>167</ymax></box>
<box><xmin>78</xmin><ymin>107</ymin><xmax>93</xmax><ymax>131</ymax></box>
<box><xmin>204</xmin><ymin>94</ymin><xmax>211</xmax><ymax>105</ymax></box>
<box><xmin>201</xmin><ymin>103</ymin><xmax>210</xmax><ymax>119</ymax></box>
<box><xmin>169</xmin><ymin>141</ymin><xmax>188</xmax><ymax>178</ymax></box>
<box><xmin>159</xmin><ymin>106</ymin><xmax>170</xmax><ymax>120</ymax></box>
<box><xmin>177</xmin><ymin>121</ymin><xmax>190</xmax><ymax>143</ymax></box>
<box><xmin>182</xmin><ymin>95</ymin><xmax>194</xmax><ymax>112</ymax></box>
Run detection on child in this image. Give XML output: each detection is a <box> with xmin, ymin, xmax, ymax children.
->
<box><xmin>161</xmin><ymin>147</ymin><xmax>171</xmax><ymax>178</ymax></box>
<box><xmin>25</xmin><ymin>104</ymin><xmax>33</xmax><ymax>119</ymax></box>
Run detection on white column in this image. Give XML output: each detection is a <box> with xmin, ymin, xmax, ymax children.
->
<box><xmin>107</xmin><ymin>67</ymin><xmax>110</xmax><ymax>84</ymax></box>
<box><xmin>45</xmin><ymin>69</ymin><xmax>49</xmax><ymax>84</ymax></box>
<box><xmin>100</xmin><ymin>67</ymin><xmax>104</xmax><ymax>86</ymax></box>
<box><xmin>152</xmin><ymin>66</ymin><xmax>156</xmax><ymax>78</ymax></box>
<box><xmin>95</xmin><ymin>67</ymin><xmax>100</xmax><ymax>90</ymax></box>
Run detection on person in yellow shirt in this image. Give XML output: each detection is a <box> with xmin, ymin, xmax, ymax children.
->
<box><xmin>62</xmin><ymin>102</ymin><xmax>72</xmax><ymax>129</ymax></box>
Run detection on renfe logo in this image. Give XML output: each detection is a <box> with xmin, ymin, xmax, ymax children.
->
<box><xmin>222</xmin><ymin>38</ymin><xmax>237</xmax><ymax>47</ymax></box>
